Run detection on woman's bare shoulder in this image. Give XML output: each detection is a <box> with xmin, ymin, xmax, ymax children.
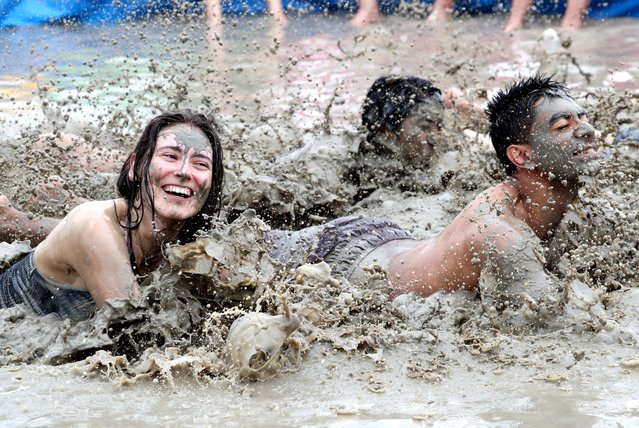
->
<box><xmin>63</xmin><ymin>199</ymin><xmax>125</xmax><ymax>230</ymax></box>
<box><xmin>67</xmin><ymin>199</ymin><xmax>125</xmax><ymax>214</ymax></box>
<box><xmin>36</xmin><ymin>199</ymin><xmax>128</xmax><ymax>266</ymax></box>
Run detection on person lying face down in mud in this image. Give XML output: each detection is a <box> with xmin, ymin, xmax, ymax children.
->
<box><xmin>359</xmin><ymin>75</ymin><xmax>446</xmax><ymax>170</ymax></box>
<box><xmin>354</xmin><ymin>75</ymin><xmax>445</xmax><ymax>198</ymax></box>
<box><xmin>227</xmin><ymin>74</ymin><xmax>483</xmax><ymax>228</ymax></box>
<box><xmin>226</xmin><ymin>74</ymin><xmax>456</xmax><ymax>227</ymax></box>
<box><xmin>0</xmin><ymin>112</ymin><xmax>224</xmax><ymax>320</ymax></box>
<box><xmin>265</xmin><ymin>75</ymin><xmax>601</xmax><ymax>315</ymax></box>
<box><xmin>352</xmin><ymin>74</ymin><xmax>482</xmax><ymax>197</ymax></box>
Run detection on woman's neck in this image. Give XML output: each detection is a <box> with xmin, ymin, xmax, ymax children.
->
<box><xmin>119</xmin><ymin>198</ymin><xmax>184</xmax><ymax>274</ymax></box>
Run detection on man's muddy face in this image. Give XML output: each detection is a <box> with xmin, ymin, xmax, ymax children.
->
<box><xmin>397</xmin><ymin>98</ymin><xmax>444</xmax><ymax>167</ymax></box>
<box><xmin>529</xmin><ymin>96</ymin><xmax>601</xmax><ymax>181</ymax></box>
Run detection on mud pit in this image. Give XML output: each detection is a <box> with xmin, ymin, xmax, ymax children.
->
<box><xmin>1</xmin><ymin>12</ymin><xmax>639</xmax><ymax>426</ymax></box>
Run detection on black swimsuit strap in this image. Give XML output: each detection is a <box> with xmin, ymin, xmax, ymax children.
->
<box><xmin>125</xmin><ymin>207</ymin><xmax>139</xmax><ymax>275</ymax></box>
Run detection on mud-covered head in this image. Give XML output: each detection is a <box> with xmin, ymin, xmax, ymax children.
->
<box><xmin>487</xmin><ymin>75</ymin><xmax>578</xmax><ymax>176</ymax></box>
<box><xmin>362</xmin><ymin>75</ymin><xmax>444</xmax><ymax>142</ymax></box>
<box><xmin>117</xmin><ymin>111</ymin><xmax>224</xmax><ymax>243</ymax></box>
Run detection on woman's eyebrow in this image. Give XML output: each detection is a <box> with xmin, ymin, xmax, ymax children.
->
<box><xmin>192</xmin><ymin>151</ymin><xmax>213</xmax><ymax>161</ymax></box>
<box><xmin>157</xmin><ymin>145</ymin><xmax>183</xmax><ymax>153</ymax></box>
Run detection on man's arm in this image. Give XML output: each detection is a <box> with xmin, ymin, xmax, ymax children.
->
<box><xmin>480</xmin><ymin>223</ymin><xmax>564</xmax><ymax>331</ymax></box>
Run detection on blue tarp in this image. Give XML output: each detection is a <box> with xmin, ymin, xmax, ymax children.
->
<box><xmin>1</xmin><ymin>0</ymin><xmax>637</xmax><ymax>28</ymax></box>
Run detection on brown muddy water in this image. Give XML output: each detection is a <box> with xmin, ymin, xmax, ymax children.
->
<box><xmin>1</xmin><ymin>11</ymin><xmax>639</xmax><ymax>427</ymax></box>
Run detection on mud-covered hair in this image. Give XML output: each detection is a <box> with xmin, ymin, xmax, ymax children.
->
<box><xmin>486</xmin><ymin>74</ymin><xmax>573</xmax><ymax>176</ymax></box>
<box><xmin>362</xmin><ymin>75</ymin><xmax>443</xmax><ymax>142</ymax></box>
<box><xmin>117</xmin><ymin>111</ymin><xmax>224</xmax><ymax>243</ymax></box>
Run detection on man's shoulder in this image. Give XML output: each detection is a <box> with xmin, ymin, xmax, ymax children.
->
<box><xmin>463</xmin><ymin>184</ymin><xmax>517</xmax><ymax>222</ymax></box>
<box><xmin>462</xmin><ymin>190</ymin><xmax>535</xmax><ymax>242</ymax></box>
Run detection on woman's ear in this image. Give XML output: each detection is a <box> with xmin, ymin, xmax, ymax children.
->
<box><xmin>128</xmin><ymin>154</ymin><xmax>137</xmax><ymax>181</ymax></box>
<box><xmin>506</xmin><ymin>144</ymin><xmax>536</xmax><ymax>170</ymax></box>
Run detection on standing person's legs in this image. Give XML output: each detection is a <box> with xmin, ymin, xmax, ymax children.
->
<box><xmin>205</xmin><ymin>0</ymin><xmax>223</xmax><ymax>28</ymax></box>
<box><xmin>504</xmin><ymin>0</ymin><xmax>532</xmax><ymax>32</ymax></box>
<box><xmin>350</xmin><ymin>0</ymin><xmax>382</xmax><ymax>26</ymax></box>
<box><xmin>428</xmin><ymin>0</ymin><xmax>455</xmax><ymax>24</ymax></box>
<box><xmin>561</xmin><ymin>0</ymin><xmax>590</xmax><ymax>30</ymax></box>
<box><xmin>266</xmin><ymin>0</ymin><xmax>288</xmax><ymax>24</ymax></box>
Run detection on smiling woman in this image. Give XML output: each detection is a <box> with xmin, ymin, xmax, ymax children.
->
<box><xmin>0</xmin><ymin>111</ymin><xmax>224</xmax><ymax>321</ymax></box>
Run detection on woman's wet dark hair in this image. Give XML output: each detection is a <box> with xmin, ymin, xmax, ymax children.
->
<box><xmin>362</xmin><ymin>75</ymin><xmax>443</xmax><ymax>142</ymax></box>
<box><xmin>486</xmin><ymin>74</ymin><xmax>573</xmax><ymax>176</ymax></box>
<box><xmin>116</xmin><ymin>111</ymin><xmax>224</xmax><ymax>243</ymax></box>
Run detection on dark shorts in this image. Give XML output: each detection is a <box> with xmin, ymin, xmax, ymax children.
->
<box><xmin>266</xmin><ymin>215</ymin><xmax>412</xmax><ymax>279</ymax></box>
<box><xmin>0</xmin><ymin>251</ymin><xmax>95</xmax><ymax>321</ymax></box>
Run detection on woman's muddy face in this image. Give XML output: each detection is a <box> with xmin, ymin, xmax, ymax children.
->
<box><xmin>397</xmin><ymin>99</ymin><xmax>444</xmax><ymax>168</ymax></box>
<box><xmin>529</xmin><ymin>96</ymin><xmax>601</xmax><ymax>181</ymax></box>
<box><xmin>146</xmin><ymin>125</ymin><xmax>213</xmax><ymax>223</ymax></box>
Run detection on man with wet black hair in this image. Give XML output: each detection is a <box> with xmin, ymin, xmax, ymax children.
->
<box><xmin>359</xmin><ymin>75</ymin><xmax>445</xmax><ymax>168</ymax></box>
<box><xmin>352</xmin><ymin>75</ymin><xmax>452</xmax><ymax>197</ymax></box>
<box><xmin>362</xmin><ymin>76</ymin><xmax>443</xmax><ymax>139</ymax></box>
<box><xmin>487</xmin><ymin>74</ymin><xmax>600</xmax><ymax>180</ymax></box>
<box><xmin>488</xmin><ymin>75</ymin><xmax>577</xmax><ymax>175</ymax></box>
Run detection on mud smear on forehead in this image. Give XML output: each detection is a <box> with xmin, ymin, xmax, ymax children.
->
<box><xmin>0</xmin><ymin>15</ymin><xmax>638</xmax><ymax>398</ymax></box>
<box><xmin>159</xmin><ymin>125</ymin><xmax>211</xmax><ymax>154</ymax></box>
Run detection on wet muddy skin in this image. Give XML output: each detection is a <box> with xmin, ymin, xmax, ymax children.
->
<box><xmin>1</xmin><ymin>11</ymin><xmax>639</xmax><ymax>426</ymax></box>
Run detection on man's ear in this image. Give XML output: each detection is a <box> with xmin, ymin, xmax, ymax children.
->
<box><xmin>128</xmin><ymin>154</ymin><xmax>137</xmax><ymax>181</ymax></box>
<box><xmin>506</xmin><ymin>144</ymin><xmax>536</xmax><ymax>170</ymax></box>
